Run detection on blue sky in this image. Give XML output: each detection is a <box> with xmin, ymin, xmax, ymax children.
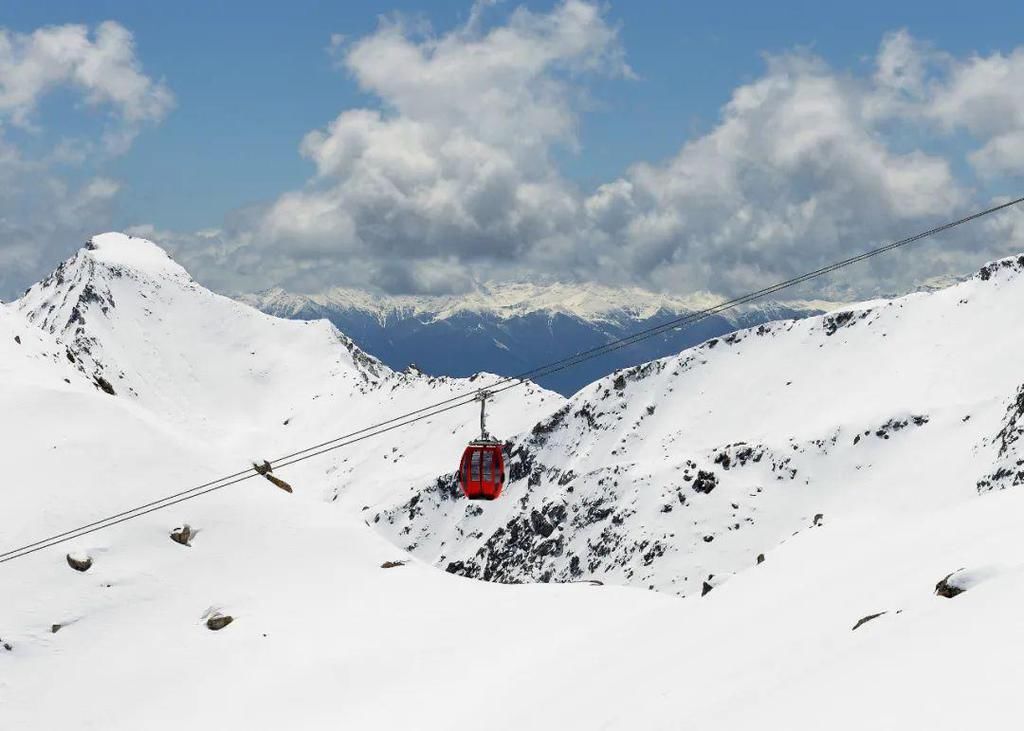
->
<box><xmin>1</xmin><ymin>1</ymin><xmax>1023</xmax><ymax>298</ymax></box>
<box><xmin>7</xmin><ymin>0</ymin><xmax>1021</xmax><ymax>230</ymax></box>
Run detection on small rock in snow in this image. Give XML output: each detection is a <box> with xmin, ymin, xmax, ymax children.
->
<box><xmin>935</xmin><ymin>569</ymin><xmax>974</xmax><ymax>598</ymax></box>
<box><xmin>701</xmin><ymin>581</ymin><xmax>713</xmax><ymax>596</ymax></box>
<box><xmin>380</xmin><ymin>560</ymin><xmax>407</xmax><ymax>569</ymax></box>
<box><xmin>66</xmin><ymin>553</ymin><xmax>92</xmax><ymax>572</ymax></box>
<box><xmin>206</xmin><ymin>613</ymin><xmax>234</xmax><ymax>631</ymax></box>
<box><xmin>170</xmin><ymin>524</ymin><xmax>193</xmax><ymax>547</ymax></box>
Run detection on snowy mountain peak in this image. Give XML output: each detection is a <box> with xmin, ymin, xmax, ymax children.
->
<box><xmin>11</xmin><ymin>233</ymin><xmax>563</xmax><ymax>502</ymax></box>
<box><xmin>84</xmin><ymin>232</ymin><xmax>191</xmax><ymax>281</ymax></box>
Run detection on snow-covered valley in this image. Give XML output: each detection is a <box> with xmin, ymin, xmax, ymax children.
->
<box><xmin>3</xmin><ymin>234</ymin><xmax>1024</xmax><ymax>729</ymax></box>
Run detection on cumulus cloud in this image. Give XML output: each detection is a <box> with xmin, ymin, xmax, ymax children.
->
<box><xmin>163</xmin><ymin>10</ymin><xmax>1023</xmax><ymax>300</ymax></box>
<box><xmin>168</xmin><ymin>0</ymin><xmax>626</xmax><ymax>294</ymax></box>
<box><xmin>0</xmin><ymin>21</ymin><xmax>172</xmax><ymax>147</ymax></box>
<box><xmin>926</xmin><ymin>47</ymin><xmax>1024</xmax><ymax>178</ymax></box>
<box><xmin>582</xmin><ymin>49</ymin><xmax>973</xmax><ymax>298</ymax></box>
<box><xmin>0</xmin><ymin>21</ymin><xmax>171</xmax><ymax>298</ymax></box>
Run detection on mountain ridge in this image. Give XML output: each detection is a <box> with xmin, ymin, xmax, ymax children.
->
<box><xmin>240</xmin><ymin>280</ymin><xmax>833</xmax><ymax>395</ymax></box>
<box><xmin>240</xmin><ymin>280</ymin><xmax>839</xmax><ymax>325</ymax></box>
<box><xmin>375</xmin><ymin>251</ymin><xmax>1024</xmax><ymax>595</ymax></box>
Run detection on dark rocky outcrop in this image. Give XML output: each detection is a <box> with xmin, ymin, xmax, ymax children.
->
<box><xmin>92</xmin><ymin>374</ymin><xmax>116</xmax><ymax>395</ymax></box>
<box><xmin>978</xmin><ymin>384</ymin><xmax>1024</xmax><ymax>492</ymax></box>
<box><xmin>691</xmin><ymin>470</ymin><xmax>718</xmax><ymax>494</ymax></box>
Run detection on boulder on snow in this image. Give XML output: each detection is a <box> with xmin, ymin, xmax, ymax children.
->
<box><xmin>170</xmin><ymin>524</ymin><xmax>193</xmax><ymax>547</ymax></box>
<box><xmin>380</xmin><ymin>560</ymin><xmax>407</xmax><ymax>569</ymax></box>
<box><xmin>756</xmin><ymin>553</ymin><xmax>765</xmax><ymax>565</ymax></box>
<box><xmin>66</xmin><ymin>553</ymin><xmax>92</xmax><ymax>572</ymax></box>
<box><xmin>935</xmin><ymin>569</ymin><xmax>971</xmax><ymax>598</ymax></box>
<box><xmin>206</xmin><ymin>613</ymin><xmax>234</xmax><ymax>631</ymax></box>
<box><xmin>701</xmin><ymin>581</ymin><xmax>713</xmax><ymax>597</ymax></box>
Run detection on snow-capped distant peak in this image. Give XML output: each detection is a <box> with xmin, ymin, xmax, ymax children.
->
<box><xmin>241</xmin><ymin>280</ymin><xmax>838</xmax><ymax>325</ymax></box>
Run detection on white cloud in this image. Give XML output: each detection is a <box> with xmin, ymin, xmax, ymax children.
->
<box><xmin>189</xmin><ymin>0</ymin><xmax>627</xmax><ymax>294</ymax></box>
<box><xmin>926</xmin><ymin>48</ymin><xmax>1024</xmax><ymax>178</ymax></box>
<box><xmin>581</xmin><ymin>50</ymin><xmax>971</xmax><ymax>298</ymax></box>
<box><xmin>0</xmin><ymin>21</ymin><xmax>172</xmax><ymax>144</ymax></box>
<box><xmin>137</xmin><ymin>12</ymin><xmax>1024</xmax><ymax>300</ymax></box>
<box><xmin>0</xmin><ymin>21</ymin><xmax>171</xmax><ymax>298</ymax></box>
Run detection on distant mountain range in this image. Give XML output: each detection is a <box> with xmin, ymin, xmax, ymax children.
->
<box><xmin>239</xmin><ymin>282</ymin><xmax>832</xmax><ymax>395</ymax></box>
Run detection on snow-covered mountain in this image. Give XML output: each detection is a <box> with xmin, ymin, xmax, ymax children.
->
<box><xmin>376</xmin><ymin>253</ymin><xmax>1024</xmax><ymax>597</ymax></box>
<box><xmin>13</xmin><ymin>233</ymin><xmax>562</xmax><ymax>509</ymax></box>
<box><xmin>5</xmin><ymin>233</ymin><xmax>1024</xmax><ymax>729</ymax></box>
<box><xmin>240</xmin><ymin>282</ymin><xmax>829</xmax><ymax>396</ymax></box>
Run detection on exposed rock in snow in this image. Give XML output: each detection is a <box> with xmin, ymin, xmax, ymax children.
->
<box><xmin>205</xmin><ymin>612</ymin><xmax>233</xmax><ymax>631</ymax></box>
<box><xmin>66</xmin><ymin>553</ymin><xmax>92</xmax><ymax>572</ymax></box>
<box><xmin>934</xmin><ymin>567</ymin><xmax>997</xmax><ymax>598</ymax></box>
<box><xmin>977</xmin><ymin>384</ymin><xmax>1024</xmax><ymax>492</ymax></box>
<box><xmin>169</xmin><ymin>524</ymin><xmax>193</xmax><ymax>547</ymax></box>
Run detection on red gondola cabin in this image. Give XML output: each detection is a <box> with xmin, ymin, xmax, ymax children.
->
<box><xmin>459</xmin><ymin>441</ymin><xmax>505</xmax><ymax>500</ymax></box>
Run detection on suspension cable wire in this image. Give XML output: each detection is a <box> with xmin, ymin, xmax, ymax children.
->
<box><xmin>0</xmin><ymin>398</ymin><xmax>473</xmax><ymax>565</ymax></box>
<box><xmin>1</xmin><ymin>196</ymin><xmax>1021</xmax><ymax>565</ymax></box>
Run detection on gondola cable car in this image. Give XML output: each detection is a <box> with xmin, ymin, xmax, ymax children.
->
<box><xmin>458</xmin><ymin>390</ymin><xmax>506</xmax><ymax>500</ymax></box>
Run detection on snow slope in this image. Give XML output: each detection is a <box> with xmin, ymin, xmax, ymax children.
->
<box><xmin>4</xmin><ymin>235</ymin><xmax>1024</xmax><ymax>729</ymax></box>
<box><xmin>377</xmin><ymin>254</ymin><xmax>1024</xmax><ymax>598</ymax></box>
